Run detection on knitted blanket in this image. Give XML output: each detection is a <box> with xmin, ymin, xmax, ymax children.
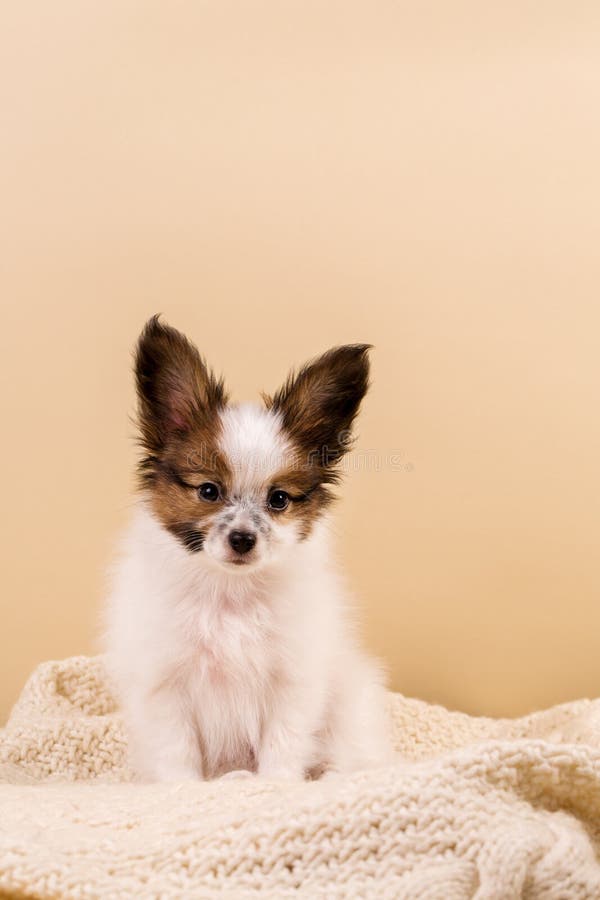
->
<box><xmin>1</xmin><ymin>657</ymin><xmax>600</xmax><ymax>898</ymax></box>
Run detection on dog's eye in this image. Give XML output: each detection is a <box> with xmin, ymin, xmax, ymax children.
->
<box><xmin>198</xmin><ymin>482</ymin><xmax>220</xmax><ymax>502</ymax></box>
<box><xmin>268</xmin><ymin>489</ymin><xmax>290</xmax><ymax>511</ymax></box>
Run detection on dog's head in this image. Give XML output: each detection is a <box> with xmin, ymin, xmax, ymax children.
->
<box><xmin>135</xmin><ymin>316</ymin><xmax>370</xmax><ymax>572</ymax></box>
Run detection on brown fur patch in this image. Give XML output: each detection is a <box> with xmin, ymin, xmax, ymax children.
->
<box><xmin>136</xmin><ymin>315</ymin><xmax>228</xmax><ymax>457</ymax></box>
<box><xmin>145</xmin><ymin>439</ymin><xmax>233</xmax><ymax>547</ymax></box>
<box><xmin>270</xmin><ymin>467</ymin><xmax>334</xmax><ymax>538</ymax></box>
<box><xmin>264</xmin><ymin>344</ymin><xmax>371</xmax><ymax>536</ymax></box>
<box><xmin>135</xmin><ymin>316</ymin><xmax>232</xmax><ymax>548</ymax></box>
<box><xmin>265</xmin><ymin>344</ymin><xmax>370</xmax><ymax>473</ymax></box>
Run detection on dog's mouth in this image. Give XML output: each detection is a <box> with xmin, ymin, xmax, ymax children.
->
<box><xmin>206</xmin><ymin>545</ymin><xmax>263</xmax><ymax>572</ymax></box>
<box><xmin>223</xmin><ymin>553</ymin><xmax>260</xmax><ymax>569</ymax></box>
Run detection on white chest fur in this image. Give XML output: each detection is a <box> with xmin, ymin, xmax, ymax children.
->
<box><xmin>104</xmin><ymin>506</ymin><xmax>390</xmax><ymax>781</ymax></box>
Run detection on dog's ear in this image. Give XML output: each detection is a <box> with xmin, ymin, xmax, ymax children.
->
<box><xmin>135</xmin><ymin>316</ymin><xmax>227</xmax><ymax>453</ymax></box>
<box><xmin>267</xmin><ymin>344</ymin><xmax>371</xmax><ymax>468</ymax></box>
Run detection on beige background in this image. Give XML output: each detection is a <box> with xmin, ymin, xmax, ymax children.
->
<box><xmin>1</xmin><ymin>2</ymin><xmax>599</xmax><ymax>724</ymax></box>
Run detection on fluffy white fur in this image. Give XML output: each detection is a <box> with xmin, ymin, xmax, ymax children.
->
<box><xmin>104</xmin><ymin>403</ymin><xmax>391</xmax><ymax>782</ymax></box>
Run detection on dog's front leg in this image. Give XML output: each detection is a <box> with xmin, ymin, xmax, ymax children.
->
<box><xmin>126</xmin><ymin>685</ymin><xmax>203</xmax><ymax>783</ymax></box>
<box><xmin>258</xmin><ymin>687</ymin><xmax>320</xmax><ymax>781</ymax></box>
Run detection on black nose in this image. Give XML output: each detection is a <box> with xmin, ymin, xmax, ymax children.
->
<box><xmin>228</xmin><ymin>530</ymin><xmax>257</xmax><ymax>555</ymax></box>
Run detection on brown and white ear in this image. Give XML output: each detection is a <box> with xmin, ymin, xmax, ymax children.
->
<box><xmin>135</xmin><ymin>315</ymin><xmax>227</xmax><ymax>453</ymax></box>
<box><xmin>267</xmin><ymin>344</ymin><xmax>371</xmax><ymax>468</ymax></box>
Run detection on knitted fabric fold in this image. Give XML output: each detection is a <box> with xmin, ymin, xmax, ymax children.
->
<box><xmin>1</xmin><ymin>655</ymin><xmax>600</xmax><ymax>898</ymax></box>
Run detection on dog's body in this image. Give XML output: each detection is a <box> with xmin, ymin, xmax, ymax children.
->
<box><xmin>104</xmin><ymin>318</ymin><xmax>391</xmax><ymax>781</ymax></box>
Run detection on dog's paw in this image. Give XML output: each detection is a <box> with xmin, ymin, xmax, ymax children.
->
<box><xmin>219</xmin><ymin>769</ymin><xmax>255</xmax><ymax>781</ymax></box>
<box><xmin>257</xmin><ymin>764</ymin><xmax>304</xmax><ymax>782</ymax></box>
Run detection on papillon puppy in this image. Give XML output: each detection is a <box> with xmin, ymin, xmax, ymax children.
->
<box><xmin>104</xmin><ymin>316</ymin><xmax>391</xmax><ymax>781</ymax></box>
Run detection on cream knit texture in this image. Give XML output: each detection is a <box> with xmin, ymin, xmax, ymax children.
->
<box><xmin>1</xmin><ymin>655</ymin><xmax>600</xmax><ymax>898</ymax></box>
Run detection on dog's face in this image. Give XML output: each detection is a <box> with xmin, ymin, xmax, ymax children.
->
<box><xmin>135</xmin><ymin>317</ymin><xmax>370</xmax><ymax>573</ymax></box>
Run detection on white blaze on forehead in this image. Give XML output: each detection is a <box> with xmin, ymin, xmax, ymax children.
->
<box><xmin>218</xmin><ymin>403</ymin><xmax>291</xmax><ymax>494</ymax></box>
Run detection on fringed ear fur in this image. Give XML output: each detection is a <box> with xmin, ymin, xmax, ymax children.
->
<box><xmin>266</xmin><ymin>344</ymin><xmax>371</xmax><ymax>470</ymax></box>
<box><xmin>135</xmin><ymin>315</ymin><xmax>228</xmax><ymax>455</ymax></box>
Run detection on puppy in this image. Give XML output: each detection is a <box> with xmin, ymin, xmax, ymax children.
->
<box><xmin>104</xmin><ymin>316</ymin><xmax>391</xmax><ymax>781</ymax></box>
